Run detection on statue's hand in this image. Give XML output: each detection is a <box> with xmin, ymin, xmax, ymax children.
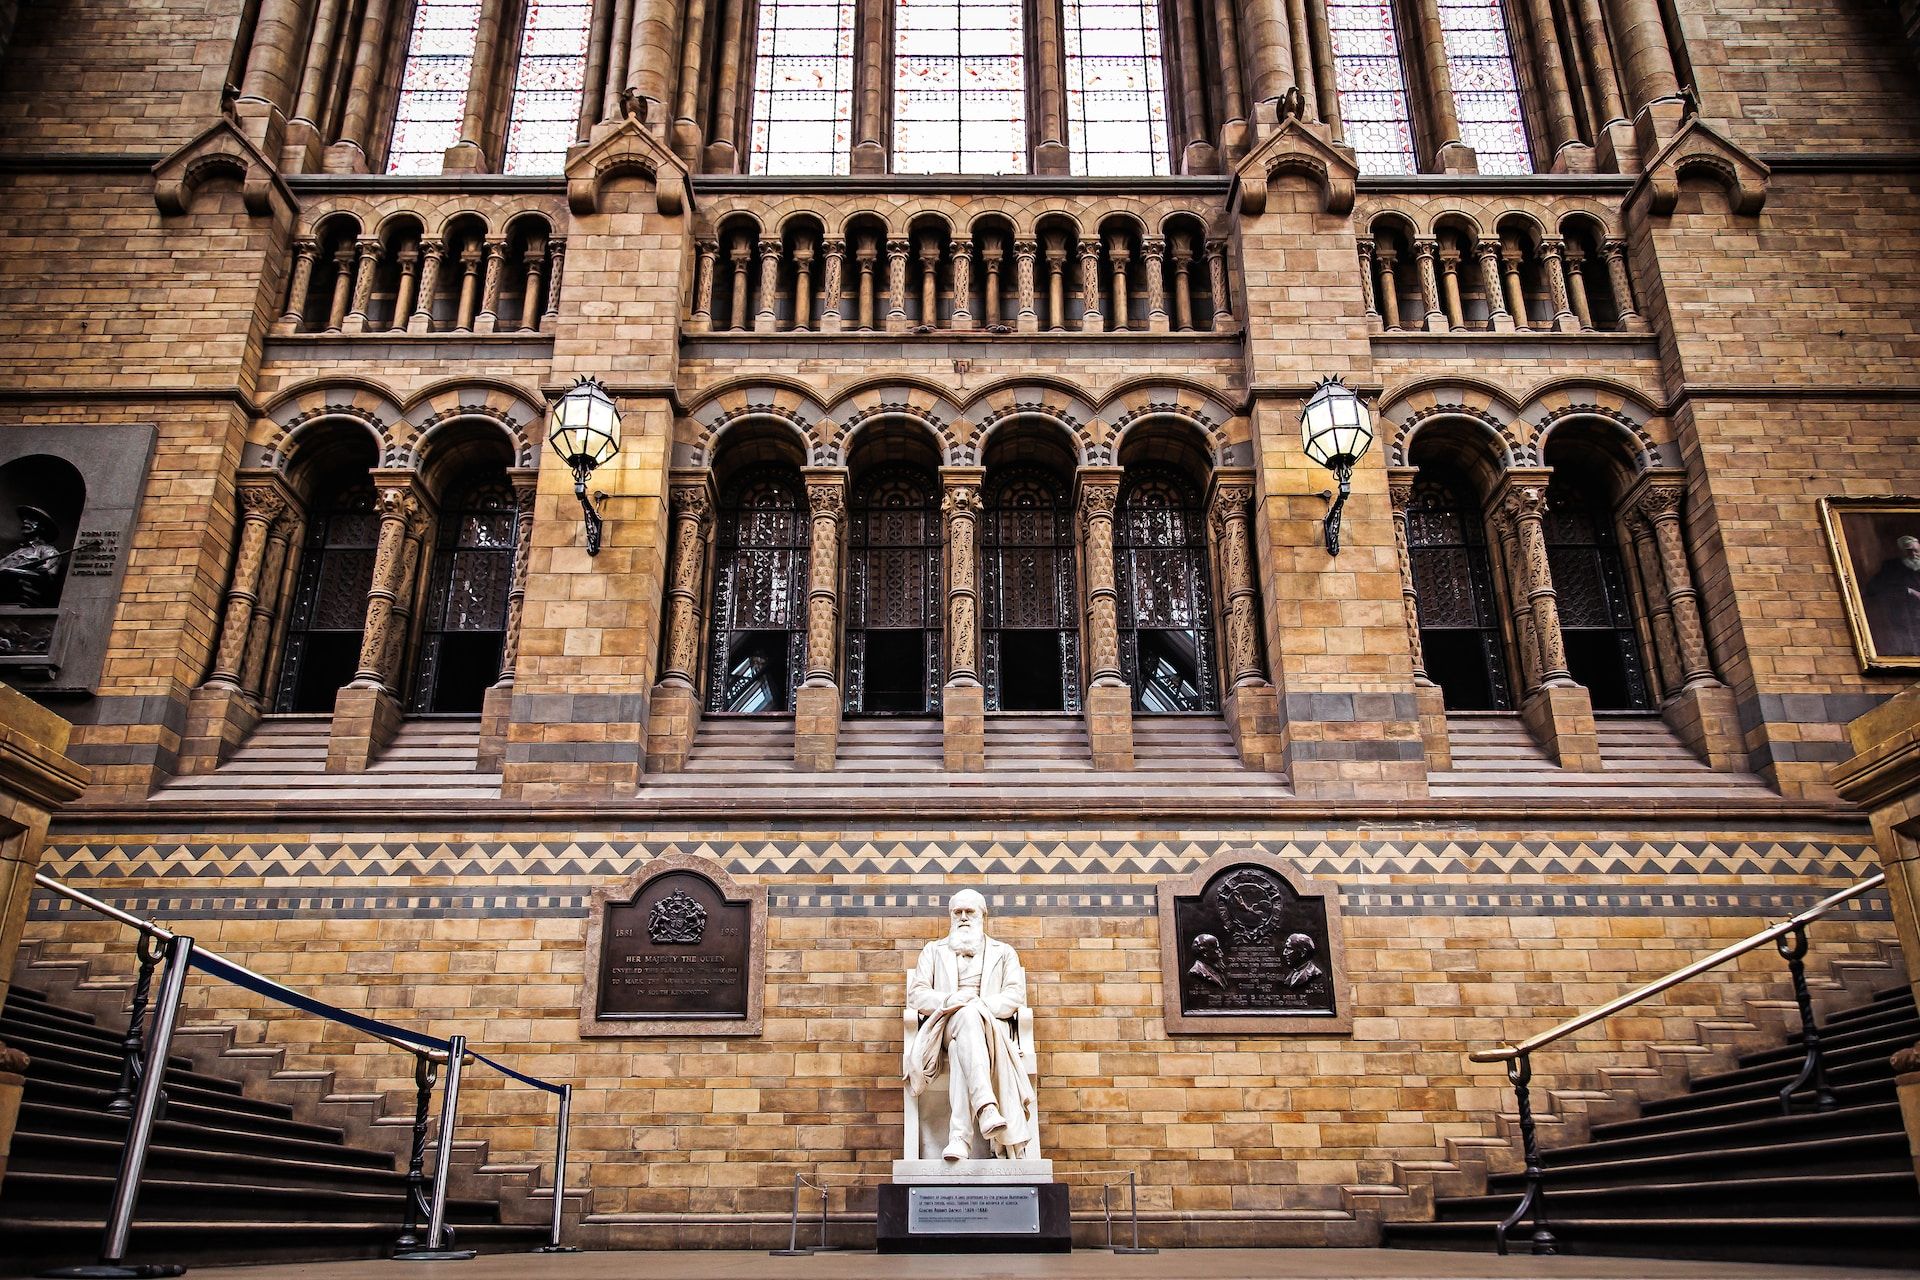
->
<box><xmin>942</xmin><ymin>990</ymin><xmax>970</xmax><ymax>1011</ymax></box>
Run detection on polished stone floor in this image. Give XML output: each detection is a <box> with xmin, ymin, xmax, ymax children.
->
<box><xmin>187</xmin><ymin>1249</ymin><xmax>1919</xmax><ymax>1280</ymax></box>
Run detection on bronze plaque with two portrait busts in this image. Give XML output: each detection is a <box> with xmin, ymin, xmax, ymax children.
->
<box><xmin>579</xmin><ymin>851</ymin><xmax>767</xmax><ymax>1037</ymax></box>
<box><xmin>1158</xmin><ymin>848</ymin><xmax>1353</xmax><ymax>1035</ymax></box>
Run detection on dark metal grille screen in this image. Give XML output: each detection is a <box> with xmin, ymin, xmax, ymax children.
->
<box><xmin>1407</xmin><ymin>473</ymin><xmax>1511</xmax><ymax>710</ymax></box>
<box><xmin>274</xmin><ymin>484</ymin><xmax>377</xmax><ymax>713</ymax></box>
<box><xmin>982</xmin><ymin>465</ymin><xmax>1080</xmax><ymax>712</ymax></box>
<box><xmin>705</xmin><ymin>465</ymin><xmax>809</xmax><ymax>714</ymax></box>
<box><xmin>410</xmin><ymin>478</ymin><xmax>516</xmax><ymax>713</ymax></box>
<box><xmin>1545</xmin><ymin>478</ymin><xmax>1650</xmax><ymax>710</ymax></box>
<box><xmin>846</xmin><ymin>464</ymin><xmax>942</xmax><ymax>715</ymax></box>
<box><xmin>1115</xmin><ymin>464</ymin><xmax>1218</xmax><ymax>713</ymax></box>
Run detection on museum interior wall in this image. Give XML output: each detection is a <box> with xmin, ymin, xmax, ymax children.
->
<box><xmin>1</xmin><ymin>0</ymin><xmax>1918</xmax><ymax>1248</ymax></box>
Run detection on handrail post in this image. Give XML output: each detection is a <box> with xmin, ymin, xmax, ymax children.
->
<box><xmin>392</xmin><ymin>1051</ymin><xmax>437</xmax><ymax>1255</ymax></box>
<box><xmin>106</xmin><ymin>932</ymin><xmax>164</xmax><ymax>1115</ymax></box>
<box><xmin>1494</xmin><ymin>1052</ymin><xmax>1555</xmax><ymax>1256</ymax></box>
<box><xmin>533</xmin><ymin>1083</ymin><xmax>580</xmax><ymax>1253</ymax></box>
<box><xmin>1776</xmin><ymin>924</ymin><xmax>1838</xmax><ymax>1113</ymax></box>
<box><xmin>396</xmin><ymin>1034</ymin><xmax>475</xmax><ymax>1262</ymax></box>
<box><xmin>42</xmin><ymin>934</ymin><xmax>195</xmax><ymax>1279</ymax></box>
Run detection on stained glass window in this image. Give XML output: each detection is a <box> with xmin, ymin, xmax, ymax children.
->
<box><xmin>1063</xmin><ymin>0</ymin><xmax>1169</xmax><ymax>175</ymax></box>
<box><xmin>749</xmin><ymin>0</ymin><xmax>856</xmax><ymax>173</ymax></box>
<box><xmin>1327</xmin><ymin>0</ymin><xmax>1418</xmax><ymax>174</ymax></box>
<box><xmin>894</xmin><ymin>0</ymin><xmax>1028</xmax><ymax>174</ymax></box>
<box><xmin>503</xmin><ymin>0</ymin><xmax>592</xmax><ymax>174</ymax></box>
<box><xmin>1437</xmin><ymin>0</ymin><xmax>1532</xmax><ymax>174</ymax></box>
<box><xmin>388</xmin><ymin>0</ymin><xmax>483</xmax><ymax>175</ymax></box>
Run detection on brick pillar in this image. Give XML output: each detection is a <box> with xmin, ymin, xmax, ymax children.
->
<box><xmin>795</xmin><ymin>468</ymin><xmax>847</xmax><ymax>771</ymax></box>
<box><xmin>1076</xmin><ymin>467</ymin><xmax>1134</xmax><ymax>771</ymax></box>
<box><xmin>1499</xmin><ymin>472</ymin><xmax>1602</xmax><ymax>771</ymax></box>
<box><xmin>941</xmin><ymin>468</ymin><xmax>986</xmax><ymax>771</ymax></box>
<box><xmin>329</xmin><ymin>475</ymin><xmax>422</xmax><ymax>773</ymax></box>
<box><xmin>645</xmin><ymin>473</ymin><xmax>716</xmax><ymax>773</ymax></box>
<box><xmin>1209</xmin><ymin>470</ymin><xmax>1283</xmax><ymax>771</ymax></box>
<box><xmin>479</xmin><ymin>469</ymin><xmax>539</xmax><ymax>773</ymax></box>
<box><xmin>1390</xmin><ymin>467</ymin><xmax>1450</xmax><ymax>770</ymax></box>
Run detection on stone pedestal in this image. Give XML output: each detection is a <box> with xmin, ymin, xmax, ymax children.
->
<box><xmin>1663</xmin><ymin>680</ymin><xmax>1746</xmax><ymax>771</ymax></box>
<box><xmin>326</xmin><ymin>684</ymin><xmax>403</xmax><ymax>773</ymax></box>
<box><xmin>1224</xmin><ymin>681</ymin><xmax>1283</xmax><ymax>772</ymax></box>
<box><xmin>795</xmin><ymin>682</ymin><xmax>841</xmax><ymax>771</ymax></box>
<box><xmin>477</xmin><ymin>682</ymin><xmax>514</xmax><ymax>774</ymax></box>
<box><xmin>0</xmin><ymin>684</ymin><xmax>89</xmax><ymax>1183</ymax></box>
<box><xmin>178</xmin><ymin>683</ymin><xmax>262</xmax><ymax>775</ymax></box>
<box><xmin>943</xmin><ymin>682</ymin><xmax>985</xmax><ymax>772</ymax></box>
<box><xmin>876</xmin><ymin>1180</ymin><xmax>1071</xmax><ymax>1253</ymax></box>
<box><xmin>1084</xmin><ymin>682</ymin><xmax>1134</xmax><ymax>772</ymax></box>
<box><xmin>1413</xmin><ymin>680</ymin><xmax>1452</xmax><ymax>772</ymax></box>
<box><xmin>1521</xmin><ymin>682</ymin><xmax>1602</xmax><ymax>771</ymax></box>
<box><xmin>643</xmin><ymin>680</ymin><xmax>702</xmax><ymax>774</ymax></box>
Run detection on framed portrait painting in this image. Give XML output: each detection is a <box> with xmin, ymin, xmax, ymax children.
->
<box><xmin>1821</xmin><ymin>497</ymin><xmax>1920</xmax><ymax>673</ymax></box>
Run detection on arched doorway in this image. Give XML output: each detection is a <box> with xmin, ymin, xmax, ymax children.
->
<box><xmin>1407</xmin><ymin>469</ymin><xmax>1512</xmax><ymax>710</ymax></box>
<box><xmin>705</xmin><ymin>463</ymin><xmax>810</xmax><ymax>714</ymax></box>
<box><xmin>1116</xmin><ymin>462</ymin><xmax>1218</xmax><ymax>712</ymax></box>
<box><xmin>409</xmin><ymin>476</ymin><xmax>517</xmax><ymax>713</ymax></box>
<box><xmin>1545</xmin><ymin>474</ymin><xmax>1651</xmax><ymax>709</ymax></box>
<box><xmin>845</xmin><ymin>462</ymin><xmax>943</xmax><ymax>715</ymax></box>
<box><xmin>274</xmin><ymin>481</ymin><xmax>377</xmax><ymax>713</ymax></box>
<box><xmin>982</xmin><ymin>463</ymin><xmax>1080</xmax><ymax>712</ymax></box>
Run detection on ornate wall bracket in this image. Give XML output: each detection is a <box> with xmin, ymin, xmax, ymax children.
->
<box><xmin>1232</xmin><ymin>118</ymin><xmax>1359</xmax><ymax>218</ymax></box>
<box><xmin>152</xmin><ymin>119</ymin><xmax>299</xmax><ymax>220</ymax></box>
<box><xmin>564</xmin><ymin>118</ymin><xmax>691</xmax><ymax>217</ymax></box>
<box><xmin>1629</xmin><ymin>119</ymin><xmax>1770</xmax><ymax>218</ymax></box>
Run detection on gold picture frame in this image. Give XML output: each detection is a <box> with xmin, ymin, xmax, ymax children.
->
<box><xmin>1820</xmin><ymin>496</ymin><xmax>1920</xmax><ymax>673</ymax></box>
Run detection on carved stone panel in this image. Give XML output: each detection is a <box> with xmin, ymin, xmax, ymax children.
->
<box><xmin>1158</xmin><ymin>848</ymin><xmax>1353</xmax><ymax>1035</ymax></box>
<box><xmin>579</xmin><ymin>851</ymin><xmax>767</xmax><ymax>1037</ymax></box>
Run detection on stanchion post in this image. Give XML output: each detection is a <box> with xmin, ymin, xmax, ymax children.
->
<box><xmin>1112</xmin><ymin>1168</ymin><xmax>1156</xmax><ymax>1254</ymax></box>
<box><xmin>770</xmin><ymin>1172</ymin><xmax>809</xmax><ymax>1255</ymax></box>
<box><xmin>106</xmin><ymin>932</ymin><xmax>163</xmax><ymax>1115</ymax></box>
<box><xmin>41</xmin><ymin>933</ymin><xmax>196</xmax><ymax>1279</ymax></box>
<box><xmin>533</xmin><ymin>1083</ymin><xmax>580</xmax><ymax>1253</ymax></box>
<box><xmin>396</xmin><ymin>1034</ymin><xmax>476</xmax><ymax>1262</ymax></box>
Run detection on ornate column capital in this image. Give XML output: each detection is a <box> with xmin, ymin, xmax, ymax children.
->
<box><xmin>1387</xmin><ymin>465</ymin><xmax>1420</xmax><ymax>513</ymax></box>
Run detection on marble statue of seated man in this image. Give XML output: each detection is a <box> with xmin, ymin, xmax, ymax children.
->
<box><xmin>903</xmin><ymin>888</ymin><xmax>1040</xmax><ymax>1162</ymax></box>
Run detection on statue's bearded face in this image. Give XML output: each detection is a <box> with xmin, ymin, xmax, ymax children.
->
<box><xmin>947</xmin><ymin>902</ymin><xmax>984</xmax><ymax>956</ymax></box>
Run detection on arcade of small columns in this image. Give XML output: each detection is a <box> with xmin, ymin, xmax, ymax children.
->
<box><xmin>1360</xmin><ymin>229</ymin><xmax>1647</xmax><ymax>335</ymax></box>
<box><xmin>192</xmin><ymin>465</ymin><xmax>539</xmax><ymax>775</ymax></box>
<box><xmin>646</xmin><ymin>460</ymin><xmax>1273</xmax><ymax>776</ymax></box>
<box><xmin>275</xmin><ymin>222</ymin><xmax>566</xmax><ymax>337</ymax></box>
<box><xmin>1385</xmin><ymin>459</ymin><xmax>1733</xmax><ymax>774</ymax></box>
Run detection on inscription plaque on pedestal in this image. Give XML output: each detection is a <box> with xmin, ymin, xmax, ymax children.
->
<box><xmin>1158</xmin><ymin>847</ymin><xmax>1353</xmax><ymax>1035</ymax></box>
<box><xmin>579</xmin><ymin>852</ymin><xmax>766</xmax><ymax>1037</ymax></box>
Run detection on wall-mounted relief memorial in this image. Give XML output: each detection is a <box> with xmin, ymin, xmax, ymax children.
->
<box><xmin>1159</xmin><ymin>848</ymin><xmax>1353</xmax><ymax>1035</ymax></box>
<box><xmin>579</xmin><ymin>852</ymin><xmax>767</xmax><ymax>1037</ymax></box>
<box><xmin>0</xmin><ymin>425</ymin><xmax>155</xmax><ymax>690</ymax></box>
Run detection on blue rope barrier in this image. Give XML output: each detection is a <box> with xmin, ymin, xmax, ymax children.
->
<box><xmin>472</xmin><ymin>1048</ymin><xmax>566</xmax><ymax>1096</ymax></box>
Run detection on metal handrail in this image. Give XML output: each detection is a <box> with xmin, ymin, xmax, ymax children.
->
<box><xmin>1470</xmin><ymin>871</ymin><xmax>1889</xmax><ymax>1260</ymax></box>
<box><xmin>30</xmin><ymin>870</ymin><xmax>577</xmax><ymax>1271</ymax></box>
<box><xmin>1470</xmin><ymin>871</ymin><xmax>1886</xmax><ymax>1063</ymax></box>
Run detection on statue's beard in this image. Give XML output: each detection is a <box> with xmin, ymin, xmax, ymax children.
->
<box><xmin>948</xmin><ymin>921</ymin><xmax>983</xmax><ymax>957</ymax></box>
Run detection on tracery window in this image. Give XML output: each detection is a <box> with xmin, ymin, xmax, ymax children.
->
<box><xmin>1407</xmin><ymin>472</ymin><xmax>1511</xmax><ymax>710</ymax></box>
<box><xmin>893</xmin><ymin>0</ymin><xmax>1029</xmax><ymax>174</ymax></box>
<box><xmin>982</xmin><ymin>466</ymin><xmax>1081</xmax><ymax>712</ymax></box>
<box><xmin>749</xmin><ymin>0</ymin><xmax>857</xmax><ymax>173</ymax></box>
<box><xmin>409</xmin><ymin>479</ymin><xmax>517</xmax><ymax>713</ymax></box>
<box><xmin>1545</xmin><ymin>476</ymin><xmax>1649</xmax><ymax>710</ymax></box>
<box><xmin>1435</xmin><ymin>0</ymin><xmax>1532</xmax><ymax>174</ymax></box>
<box><xmin>1327</xmin><ymin>0</ymin><xmax>1419</xmax><ymax>174</ymax></box>
<box><xmin>502</xmin><ymin>0</ymin><xmax>594</xmax><ymax>174</ymax></box>
<box><xmin>275</xmin><ymin>484</ymin><xmax>377</xmax><ymax>713</ymax></box>
<box><xmin>845</xmin><ymin>465</ymin><xmax>943</xmax><ymax>714</ymax></box>
<box><xmin>388</xmin><ymin>0</ymin><xmax>484</xmax><ymax>175</ymax></box>
<box><xmin>1062</xmin><ymin>0</ymin><xmax>1170</xmax><ymax>175</ymax></box>
<box><xmin>1116</xmin><ymin>464</ymin><xmax>1218</xmax><ymax>713</ymax></box>
<box><xmin>705</xmin><ymin>466</ymin><xmax>810</xmax><ymax>714</ymax></box>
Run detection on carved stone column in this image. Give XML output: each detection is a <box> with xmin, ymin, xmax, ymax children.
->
<box><xmin>1498</xmin><ymin>472</ymin><xmax>1602</xmax><ymax>770</ymax></box>
<box><xmin>1519</xmin><ymin>0</ymin><xmax>1583</xmax><ymax>166</ymax></box>
<box><xmin>325</xmin><ymin>245</ymin><xmax>355</xmax><ymax>332</ymax></box>
<box><xmin>792</xmin><ymin>241</ymin><xmax>815</xmax><ymax>331</ymax></box>
<box><xmin>1078</xmin><ymin>241</ymin><xmax>1103</xmax><ymax>333</ymax></box>
<box><xmin>1030</xmin><ymin>0</ymin><xmax>1069</xmax><ymax>172</ymax></box>
<box><xmin>1169</xmin><ymin>0</ymin><xmax>1217</xmax><ymax>171</ymax></box>
<box><xmin>1500</xmin><ymin>243</ymin><xmax>1530</xmax><ymax>331</ymax></box>
<box><xmin>1076</xmin><ymin>467</ymin><xmax>1133</xmax><ymax>770</ymax></box>
<box><xmin>1389</xmin><ymin>468</ymin><xmax>1451</xmax><ymax>770</ymax></box>
<box><xmin>1476</xmin><ymin>241</ymin><xmax>1513</xmax><ymax>332</ymax></box>
<box><xmin>1408</xmin><ymin>0</ymin><xmax>1475</xmax><ymax>170</ymax></box>
<box><xmin>393</xmin><ymin>246</ymin><xmax>422</xmax><ymax>333</ymax></box>
<box><xmin>1211</xmin><ymin>0</ymin><xmax>1249</xmax><ymax>158</ymax></box>
<box><xmin>409</xmin><ymin>240</ymin><xmax>444</xmax><ymax>334</ymax></box>
<box><xmin>949</xmin><ymin>241</ymin><xmax>974</xmax><ymax>330</ymax></box>
<box><xmin>1044</xmin><ymin>235</ymin><xmax>1068</xmax><ymax>331</ymax></box>
<box><xmin>1205</xmin><ymin>239</ymin><xmax>1232</xmax><ymax>330</ymax></box>
<box><xmin>207</xmin><ymin>486</ymin><xmax>291</xmax><ymax>689</ymax></box>
<box><xmin>755</xmin><ymin>238</ymin><xmax>782</xmax><ymax>333</ymax></box>
<box><xmin>885</xmin><ymin>238</ymin><xmax>910</xmax><ymax>333</ymax></box>
<box><xmin>1538</xmin><ymin>237</ymin><xmax>1581</xmax><ymax>332</ymax></box>
<box><xmin>851</xmin><ymin>0</ymin><xmax>888</xmax><ymax>173</ymax></box>
<box><xmin>1013</xmin><ymin>238</ymin><xmax>1039</xmax><ymax>333</ymax></box>
<box><xmin>444</xmin><ymin>0</ymin><xmax>511</xmax><ymax>171</ymax></box>
<box><xmin>1107</xmin><ymin>237</ymin><xmax>1131</xmax><ymax>331</ymax></box>
<box><xmin>1414</xmin><ymin>239</ymin><xmax>1446</xmax><ymax>331</ymax></box>
<box><xmin>377</xmin><ymin>500</ymin><xmax>430</xmax><ymax>691</ymax></box>
<box><xmin>541</xmin><ymin>238</ymin><xmax>566</xmax><ymax>329</ymax></box>
<box><xmin>729</xmin><ymin>238</ymin><xmax>752</xmax><ymax>330</ymax></box>
<box><xmin>644</xmin><ymin>472</ymin><xmax>718</xmax><ymax>774</ymax></box>
<box><xmin>1438</xmin><ymin>245</ymin><xmax>1466</xmax><ymax>330</ymax></box>
<box><xmin>689</xmin><ymin>239</ymin><xmax>718</xmax><ymax>332</ymax></box>
<box><xmin>475</xmin><ymin>239</ymin><xmax>507</xmax><ymax>334</ymax></box>
<box><xmin>327</xmin><ymin>0</ymin><xmax>398</xmax><ymax>171</ymax></box>
<box><xmin>919</xmin><ymin>238</ymin><xmax>943</xmax><ymax>327</ymax></box>
<box><xmin>329</xmin><ymin>474</ymin><xmax>422</xmax><ymax>773</ymax></box>
<box><xmin>492</xmin><ymin>470</ymin><xmax>540</xmax><ymax>692</ymax></box>
<box><xmin>981</xmin><ymin>240</ymin><xmax>1004</xmax><ymax>327</ymax></box>
<box><xmin>519</xmin><ymin>239</ymin><xmax>547</xmax><ymax>331</ymax></box>
<box><xmin>1563</xmin><ymin>245</ymin><xmax>1594</xmax><ymax>331</ymax></box>
<box><xmin>342</xmin><ymin>238</ymin><xmax>381</xmax><ymax>335</ymax></box>
<box><xmin>1602</xmin><ymin>239</ymin><xmax>1649</xmax><ymax>332</ymax></box>
<box><xmin>1141</xmin><ymin>236</ymin><xmax>1169</xmax><ymax>333</ymax></box>
<box><xmin>820</xmin><ymin>240</ymin><xmax>846</xmax><ymax>332</ymax></box>
<box><xmin>1356</xmin><ymin>239</ymin><xmax>1381</xmax><ymax>331</ymax></box>
<box><xmin>241</xmin><ymin>513</ymin><xmax>298</xmax><ymax>700</ymax></box>
<box><xmin>1375</xmin><ymin>247</ymin><xmax>1402</xmax><ymax>330</ymax></box>
<box><xmin>278</xmin><ymin>238</ymin><xmax>317</xmax><ymax>332</ymax></box>
<box><xmin>940</xmin><ymin>467</ymin><xmax>986</xmax><ymax>771</ymax></box>
<box><xmin>1169</xmin><ymin>237</ymin><xmax>1195</xmax><ymax>332</ymax></box>
<box><xmin>795</xmin><ymin>468</ymin><xmax>847</xmax><ymax>770</ymax></box>
<box><xmin>1625</xmin><ymin>513</ymin><xmax>1681</xmax><ymax>698</ymax></box>
<box><xmin>455</xmin><ymin>243</ymin><xmax>483</xmax><ymax>331</ymax></box>
<box><xmin>855</xmin><ymin>238</ymin><xmax>878</xmax><ymax>330</ymax></box>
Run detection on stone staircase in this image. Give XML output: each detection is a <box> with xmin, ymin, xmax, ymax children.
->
<box><xmin>151</xmin><ymin>714</ymin><xmax>501</xmax><ymax>804</ymax></box>
<box><xmin>1382</xmin><ymin>978</ymin><xmax>1920</xmax><ymax>1266</ymax></box>
<box><xmin>1429</xmin><ymin>713</ymin><xmax>1778</xmax><ymax>802</ymax></box>
<box><xmin>0</xmin><ymin>949</ymin><xmax>561</xmax><ymax>1273</ymax></box>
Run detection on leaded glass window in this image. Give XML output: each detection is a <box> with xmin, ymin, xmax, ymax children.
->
<box><xmin>983</xmin><ymin>466</ymin><xmax>1081</xmax><ymax>712</ymax></box>
<box><xmin>750</xmin><ymin>0</ymin><xmax>856</xmax><ymax>173</ymax></box>
<box><xmin>1327</xmin><ymin>0</ymin><xmax>1418</xmax><ymax>174</ymax></box>
<box><xmin>1436</xmin><ymin>0</ymin><xmax>1532</xmax><ymax>174</ymax></box>
<box><xmin>1544</xmin><ymin>477</ymin><xmax>1649</xmax><ymax>710</ymax></box>
<box><xmin>1063</xmin><ymin>0</ymin><xmax>1169</xmax><ymax>175</ymax></box>
<box><xmin>410</xmin><ymin>480</ymin><xmax>518</xmax><ymax>713</ymax></box>
<box><xmin>845</xmin><ymin>465</ymin><xmax>943</xmax><ymax>715</ymax></box>
<box><xmin>1407</xmin><ymin>473</ymin><xmax>1511</xmax><ymax>710</ymax></box>
<box><xmin>274</xmin><ymin>485</ymin><xmax>377</xmax><ymax>713</ymax></box>
<box><xmin>1115</xmin><ymin>465</ymin><xmax>1218</xmax><ymax>713</ymax></box>
<box><xmin>706</xmin><ymin>466</ymin><xmax>810</xmax><ymax>714</ymax></box>
<box><xmin>894</xmin><ymin>0</ymin><xmax>1028</xmax><ymax>174</ymax></box>
<box><xmin>502</xmin><ymin>0</ymin><xmax>592</xmax><ymax>174</ymax></box>
<box><xmin>388</xmin><ymin>0</ymin><xmax>483</xmax><ymax>175</ymax></box>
